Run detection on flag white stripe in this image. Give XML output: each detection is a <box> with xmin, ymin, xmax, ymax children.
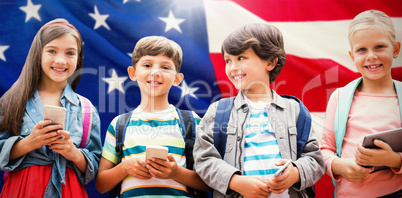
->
<box><xmin>204</xmin><ymin>0</ymin><xmax>402</xmax><ymax>72</ymax></box>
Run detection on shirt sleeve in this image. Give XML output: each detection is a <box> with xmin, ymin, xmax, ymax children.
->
<box><xmin>320</xmin><ymin>88</ymin><xmax>343</xmax><ymax>181</ymax></box>
<box><xmin>101</xmin><ymin>116</ymin><xmax>120</xmax><ymax>164</ymax></box>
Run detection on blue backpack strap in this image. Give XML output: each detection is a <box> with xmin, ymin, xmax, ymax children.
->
<box><xmin>214</xmin><ymin>97</ymin><xmax>235</xmax><ymax>158</ymax></box>
<box><xmin>280</xmin><ymin>95</ymin><xmax>312</xmax><ymax>158</ymax></box>
<box><xmin>394</xmin><ymin>80</ymin><xmax>402</xmax><ymax>121</ymax></box>
<box><xmin>334</xmin><ymin>78</ymin><xmax>362</xmax><ymax>157</ymax></box>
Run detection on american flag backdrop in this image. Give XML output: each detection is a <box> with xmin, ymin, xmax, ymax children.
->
<box><xmin>0</xmin><ymin>0</ymin><xmax>401</xmax><ymax>197</ymax></box>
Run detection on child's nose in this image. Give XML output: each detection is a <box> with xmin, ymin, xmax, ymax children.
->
<box><xmin>150</xmin><ymin>68</ymin><xmax>161</xmax><ymax>76</ymax></box>
<box><xmin>367</xmin><ymin>50</ymin><xmax>378</xmax><ymax>61</ymax></box>
<box><xmin>54</xmin><ymin>53</ymin><xmax>67</xmax><ymax>65</ymax></box>
<box><xmin>230</xmin><ymin>62</ymin><xmax>239</xmax><ymax>71</ymax></box>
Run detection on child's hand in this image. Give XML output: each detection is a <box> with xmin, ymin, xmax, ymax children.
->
<box><xmin>146</xmin><ymin>154</ymin><xmax>178</xmax><ymax>179</ymax></box>
<box><xmin>267</xmin><ymin>159</ymin><xmax>300</xmax><ymax>194</ymax></box>
<box><xmin>123</xmin><ymin>156</ymin><xmax>152</xmax><ymax>180</ymax></box>
<box><xmin>355</xmin><ymin>140</ymin><xmax>401</xmax><ymax>168</ymax></box>
<box><xmin>229</xmin><ymin>174</ymin><xmax>270</xmax><ymax>198</ymax></box>
<box><xmin>49</xmin><ymin>130</ymin><xmax>79</xmax><ymax>161</ymax></box>
<box><xmin>332</xmin><ymin>158</ymin><xmax>372</xmax><ymax>182</ymax></box>
<box><xmin>27</xmin><ymin>120</ymin><xmax>62</xmax><ymax>149</ymax></box>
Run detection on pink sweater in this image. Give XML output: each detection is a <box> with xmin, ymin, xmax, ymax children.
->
<box><xmin>320</xmin><ymin>88</ymin><xmax>402</xmax><ymax>197</ymax></box>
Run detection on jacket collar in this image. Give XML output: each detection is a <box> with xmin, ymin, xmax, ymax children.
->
<box><xmin>62</xmin><ymin>84</ymin><xmax>79</xmax><ymax>106</ymax></box>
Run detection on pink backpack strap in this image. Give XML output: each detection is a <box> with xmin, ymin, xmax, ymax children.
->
<box><xmin>77</xmin><ymin>94</ymin><xmax>92</xmax><ymax>148</ymax></box>
<box><xmin>3</xmin><ymin>172</ymin><xmax>9</xmax><ymax>181</ymax></box>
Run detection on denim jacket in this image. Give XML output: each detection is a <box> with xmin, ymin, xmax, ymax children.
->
<box><xmin>194</xmin><ymin>91</ymin><xmax>325</xmax><ymax>198</ymax></box>
<box><xmin>0</xmin><ymin>84</ymin><xmax>102</xmax><ymax>198</ymax></box>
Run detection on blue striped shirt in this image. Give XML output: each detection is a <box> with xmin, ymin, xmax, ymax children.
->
<box><xmin>102</xmin><ymin>105</ymin><xmax>201</xmax><ymax>198</ymax></box>
<box><xmin>243</xmin><ymin>98</ymin><xmax>289</xmax><ymax>197</ymax></box>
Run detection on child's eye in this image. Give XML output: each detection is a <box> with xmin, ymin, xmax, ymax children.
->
<box><xmin>47</xmin><ymin>49</ymin><xmax>56</xmax><ymax>54</ymax></box>
<box><xmin>356</xmin><ymin>48</ymin><xmax>366</xmax><ymax>53</ymax></box>
<box><xmin>375</xmin><ymin>45</ymin><xmax>385</xmax><ymax>50</ymax></box>
<box><xmin>162</xmin><ymin>66</ymin><xmax>171</xmax><ymax>70</ymax></box>
<box><xmin>66</xmin><ymin>51</ymin><xmax>76</xmax><ymax>56</ymax></box>
<box><xmin>225</xmin><ymin>59</ymin><xmax>231</xmax><ymax>64</ymax></box>
<box><xmin>143</xmin><ymin>64</ymin><xmax>151</xmax><ymax>68</ymax></box>
<box><xmin>238</xmin><ymin>56</ymin><xmax>245</xmax><ymax>61</ymax></box>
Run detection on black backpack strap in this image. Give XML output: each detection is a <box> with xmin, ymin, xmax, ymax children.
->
<box><xmin>115</xmin><ymin>112</ymin><xmax>132</xmax><ymax>161</ymax></box>
<box><xmin>176</xmin><ymin>109</ymin><xmax>195</xmax><ymax>170</ymax></box>
<box><xmin>109</xmin><ymin>111</ymin><xmax>132</xmax><ymax>198</ymax></box>
<box><xmin>177</xmin><ymin>108</ymin><xmax>209</xmax><ymax>197</ymax></box>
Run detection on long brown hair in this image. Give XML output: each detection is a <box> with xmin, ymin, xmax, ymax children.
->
<box><xmin>0</xmin><ymin>18</ymin><xmax>84</xmax><ymax>135</ymax></box>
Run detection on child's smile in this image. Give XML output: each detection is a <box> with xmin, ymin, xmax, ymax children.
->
<box><xmin>148</xmin><ymin>79</ymin><xmax>162</xmax><ymax>87</ymax></box>
<box><xmin>51</xmin><ymin>66</ymin><xmax>68</xmax><ymax>73</ymax></box>
<box><xmin>232</xmin><ymin>73</ymin><xmax>246</xmax><ymax>81</ymax></box>
<box><xmin>364</xmin><ymin>64</ymin><xmax>382</xmax><ymax>71</ymax></box>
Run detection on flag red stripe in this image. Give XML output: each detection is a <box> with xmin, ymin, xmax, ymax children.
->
<box><xmin>219</xmin><ymin>0</ymin><xmax>402</xmax><ymax>22</ymax></box>
<box><xmin>210</xmin><ymin>53</ymin><xmax>402</xmax><ymax>111</ymax></box>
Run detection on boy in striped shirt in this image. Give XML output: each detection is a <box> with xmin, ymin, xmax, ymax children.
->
<box><xmin>193</xmin><ymin>23</ymin><xmax>325</xmax><ymax>198</ymax></box>
<box><xmin>95</xmin><ymin>36</ymin><xmax>209</xmax><ymax>197</ymax></box>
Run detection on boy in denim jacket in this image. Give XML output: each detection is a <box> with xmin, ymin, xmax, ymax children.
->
<box><xmin>193</xmin><ymin>23</ymin><xmax>324</xmax><ymax>198</ymax></box>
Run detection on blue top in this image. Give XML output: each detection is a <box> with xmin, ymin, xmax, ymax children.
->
<box><xmin>0</xmin><ymin>84</ymin><xmax>102</xmax><ymax>198</ymax></box>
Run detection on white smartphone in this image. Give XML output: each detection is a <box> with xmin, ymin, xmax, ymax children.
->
<box><xmin>43</xmin><ymin>105</ymin><xmax>67</xmax><ymax>130</ymax></box>
<box><xmin>145</xmin><ymin>145</ymin><xmax>168</xmax><ymax>161</ymax></box>
<box><xmin>273</xmin><ymin>160</ymin><xmax>292</xmax><ymax>177</ymax></box>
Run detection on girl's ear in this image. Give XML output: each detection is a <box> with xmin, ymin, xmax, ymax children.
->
<box><xmin>127</xmin><ymin>66</ymin><xmax>136</xmax><ymax>81</ymax></box>
<box><xmin>173</xmin><ymin>73</ymin><xmax>184</xmax><ymax>86</ymax></box>
<box><xmin>266</xmin><ymin>57</ymin><xmax>277</xmax><ymax>72</ymax></box>
<box><xmin>349</xmin><ymin>51</ymin><xmax>355</xmax><ymax>63</ymax></box>
<box><xmin>393</xmin><ymin>41</ymin><xmax>401</xmax><ymax>58</ymax></box>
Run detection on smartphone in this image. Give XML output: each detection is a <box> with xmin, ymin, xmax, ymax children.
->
<box><xmin>43</xmin><ymin>105</ymin><xmax>66</xmax><ymax>130</ymax></box>
<box><xmin>145</xmin><ymin>145</ymin><xmax>168</xmax><ymax>161</ymax></box>
<box><xmin>273</xmin><ymin>160</ymin><xmax>292</xmax><ymax>177</ymax></box>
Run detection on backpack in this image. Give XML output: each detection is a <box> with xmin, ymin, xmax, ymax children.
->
<box><xmin>108</xmin><ymin>108</ymin><xmax>207</xmax><ymax>198</ymax></box>
<box><xmin>77</xmin><ymin>94</ymin><xmax>92</xmax><ymax>148</ymax></box>
<box><xmin>334</xmin><ymin>77</ymin><xmax>402</xmax><ymax>157</ymax></box>
<box><xmin>2</xmin><ymin>94</ymin><xmax>93</xmax><ymax>181</ymax></box>
<box><xmin>213</xmin><ymin>95</ymin><xmax>315</xmax><ymax>197</ymax></box>
<box><xmin>332</xmin><ymin>78</ymin><xmax>402</xmax><ymax>188</ymax></box>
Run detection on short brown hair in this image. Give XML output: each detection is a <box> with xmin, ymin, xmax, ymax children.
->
<box><xmin>131</xmin><ymin>36</ymin><xmax>183</xmax><ymax>72</ymax></box>
<box><xmin>221</xmin><ymin>23</ymin><xmax>286</xmax><ymax>84</ymax></box>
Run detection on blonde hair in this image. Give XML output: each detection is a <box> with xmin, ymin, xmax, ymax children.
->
<box><xmin>348</xmin><ymin>10</ymin><xmax>396</xmax><ymax>46</ymax></box>
<box><xmin>131</xmin><ymin>36</ymin><xmax>183</xmax><ymax>72</ymax></box>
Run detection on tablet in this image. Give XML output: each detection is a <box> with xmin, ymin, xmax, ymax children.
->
<box><xmin>362</xmin><ymin>127</ymin><xmax>402</xmax><ymax>152</ymax></box>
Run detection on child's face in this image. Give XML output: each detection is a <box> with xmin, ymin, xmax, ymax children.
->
<box><xmin>40</xmin><ymin>34</ymin><xmax>78</xmax><ymax>87</ymax></box>
<box><xmin>224</xmin><ymin>48</ymin><xmax>275</xmax><ymax>94</ymax></box>
<box><xmin>128</xmin><ymin>54</ymin><xmax>183</xmax><ymax>98</ymax></box>
<box><xmin>349</xmin><ymin>28</ymin><xmax>401</xmax><ymax>82</ymax></box>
